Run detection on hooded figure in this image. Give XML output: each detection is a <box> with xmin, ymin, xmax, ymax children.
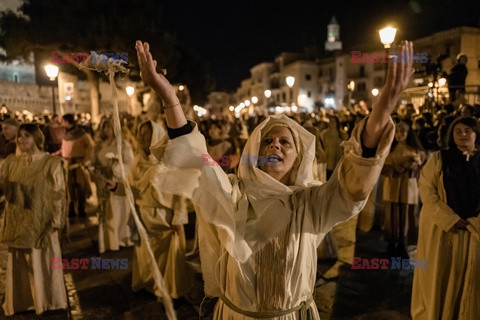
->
<box><xmin>151</xmin><ymin>114</ymin><xmax>394</xmax><ymax>319</ymax></box>
<box><xmin>130</xmin><ymin>120</ymin><xmax>191</xmax><ymax>299</ymax></box>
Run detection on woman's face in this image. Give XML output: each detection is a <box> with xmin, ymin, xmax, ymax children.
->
<box><xmin>103</xmin><ymin>123</ymin><xmax>114</xmax><ymax>139</ymax></box>
<box><xmin>395</xmin><ymin>124</ymin><xmax>409</xmax><ymax>142</ymax></box>
<box><xmin>258</xmin><ymin>126</ymin><xmax>298</xmax><ymax>184</ymax></box>
<box><xmin>17</xmin><ymin>129</ymin><xmax>36</xmax><ymax>153</ymax></box>
<box><xmin>453</xmin><ymin>123</ymin><xmax>476</xmax><ymax>151</ymax></box>
<box><xmin>209</xmin><ymin>125</ymin><xmax>222</xmax><ymax>140</ymax></box>
<box><xmin>138</xmin><ymin>124</ymin><xmax>153</xmax><ymax>155</ymax></box>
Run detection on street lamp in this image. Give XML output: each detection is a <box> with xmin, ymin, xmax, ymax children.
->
<box><xmin>126</xmin><ymin>86</ymin><xmax>135</xmax><ymax>114</ymax></box>
<box><xmin>379</xmin><ymin>27</ymin><xmax>397</xmax><ymax>49</ymax></box>
<box><xmin>371</xmin><ymin>88</ymin><xmax>379</xmax><ymax>97</ymax></box>
<box><xmin>264</xmin><ymin>89</ymin><xmax>272</xmax><ymax>107</ymax></box>
<box><xmin>126</xmin><ymin>86</ymin><xmax>135</xmax><ymax>97</ymax></box>
<box><xmin>44</xmin><ymin>64</ymin><xmax>59</xmax><ymax>115</ymax></box>
<box><xmin>286</xmin><ymin>76</ymin><xmax>295</xmax><ymax>105</ymax></box>
<box><xmin>251</xmin><ymin>96</ymin><xmax>258</xmax><ymax>104</ymax></box>
<box><xmin>347</xmin><ymin>80</ymin><xmax>355</xmax><ymax>108</ymax></box>
<box><xmin>379</xmin><ymin>26</ymin><xmax>397</xmax><ymax>81</ymax></box>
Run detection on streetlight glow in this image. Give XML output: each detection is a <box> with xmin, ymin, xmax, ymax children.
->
<box><xmin>44</xmin><ymin>64</ymin><xmax>59</xmax><ymax>80</ymax></box>
<box><xmin>179</xmin><ymin>85</ymin><xmax>185</xmax><ymax>91</ymax></box>
<box><xmin>286</xmin><ymin>76</ymin><xmax>295</xmax><ymax>88</ymax></box>
<box><xmin>347</xmin><ymin>80</ymin><xmax>355</xmax><ymax>91</ymax></box>
<box><xmin>126</xmin><ymin>86</ymin><xmax>135</xmax><ymax>97</ymax></box>
<box><xmin>251</xmin><ymin>96</ymin><xmax>258</xmax><ymax>104</ymax></box>
<box><xmin>244</xmin><ymin>100</ymin><xmax>251</xmax><ymax>106</ymax></box>
<box><xmin>438</xmin><ymin>78</ymin><xmax>447</xmax><ymax>86</ymax></box>
<box><xmin>264</xmin><ymin>89</ymin><xmax>272</xmax><ymax>98</ymax></box>
<box><xmin>379</xmin><ymin>27</ymin><xmax>397</xmax><ymax>48</ymax></box>
<box><xmin>229</xmin><ymin>106</ymin><xmax>234</xmax><ymax>111</ymax></box>
<box><xmin>371</xmin><ymin>88</ymin><xmax>379</xmax><ymax>96</ymax></box>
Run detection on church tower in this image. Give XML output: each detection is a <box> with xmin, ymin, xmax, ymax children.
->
<box><xmin>325</xmin><ymin>16</ymin><xmax>342</xmax><ymax>51</ymax></box>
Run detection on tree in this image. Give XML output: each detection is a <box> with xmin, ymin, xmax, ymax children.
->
<box><xmin>0</xmin><ymin>0</ymin><xmax>213</xmax><ymax>122</ymax></box>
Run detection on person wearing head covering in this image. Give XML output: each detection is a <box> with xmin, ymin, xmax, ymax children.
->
<box><xmin>92</xmin><ymin>118</ymin><xmax>134</xmax><ymax>253</ymax></box>
<box><xmin>136</xmin><ymin>40</ymin><xmax>415</xmax><ymax>319</ymax></box>
<box><xmin>129</xmin><ymin>120</ymin><xmax>191</xmax><ymax>300</ymax></box>
<box><xmin>0</xmin><ymin>118</ymin><xmax>20</xmax><ymax>159</ymax></box>
<box><xmin>382</xmin><ymin>121</ymin><xmax>426</xmax><ymax>257</ymax></box>
<box><xmin>60</xmin><ymin>113</ymin><xmax>94</xmax><ymax>218</ymax></box>
<box><xmin>411</xmin><ymin>116</ymin><xmax>480</xmax><ymax>320</ymax></box>
<box><xmin>0</xmin><ymin>123</ymin><xmax>67</xmax><ymax>315</ymax></box>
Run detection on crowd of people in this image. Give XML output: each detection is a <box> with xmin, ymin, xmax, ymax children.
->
<box><xmin>0</xmin><ymin>40</ymin><xmax>478</xmax><ymax>319</ymax></box>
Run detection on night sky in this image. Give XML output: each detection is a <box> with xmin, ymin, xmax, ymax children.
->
<box><xmin>2</xmin><ymin>0</ymin><xmax>480</xmax><ymax>91</ymax></box>
<box><xmin>161</xmin><ymin>0</ymin><xmax>480</xmax><ymax>91</ymax></box>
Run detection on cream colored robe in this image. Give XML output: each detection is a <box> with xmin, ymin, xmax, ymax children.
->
<box><xmin>94</xmin><ymin>140</ymin><xmax>134</xmax><ymax>253</ymax></box>
<box><xmin>0</xmin><ymin>153</ymin><xmax>67</xmax><ymax>315</ymax></box>
<box><xmin>152</xmin><ymin>116</ymin><xmax>394</xmax><ymax>319</ymax></box>
<box><xmin>130</xmin><ymin>121</ymin><xmax>191</xmax><ymax>299</ymax></box>
<box><xmin>411</xmin><ymin>152</ymin><xmax>480</xmax><ymax>320</ymax></box>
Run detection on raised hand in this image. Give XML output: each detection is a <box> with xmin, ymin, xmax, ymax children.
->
<box><xmin>136</xmin><ymin>40</ymin><xmax>187</xmax><ymax>129</ymax></box>
<box><xmin>362</xmin><ymin>40</ymin><xmax>414</xmax><ymax>148</ymax></box>
<box><xmin>135</xmin><ymin>40</ymin><xmax>177</xmax><ymax>105</ymax></box>
<box><xmin>374</xmin><ymin>40</ymin><xmax>415</xmax><ymax>117</ymax></box>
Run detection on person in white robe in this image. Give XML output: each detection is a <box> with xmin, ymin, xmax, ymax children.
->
<box><xmin>92</xmin><ymin>118</ymin><xmax>134</xmax><ymax>253</ymax></box>
<box><xmin>130</xmin><ymin>120</ymin><xmax>191</xmax><ymax>299</ymax></box>
<box><xmin>411</xmin><ymin>116</ymin><xmax>480</xmax><ymax>320</ymax></box>
<box><xmin>0</xmin><ymin>123</ymin><xmax>68</xmax><ymax>316</ymax></box>
<box><xmin>136</xmin><ymin>40</ymin><xmax>414</xmax><ymax>319</ymax></box>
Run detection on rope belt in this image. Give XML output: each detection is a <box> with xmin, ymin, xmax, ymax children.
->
<box><xmin>220</xmin><ymin>294</ymin><xmax>314</xmax><ymax>319</ymax></box>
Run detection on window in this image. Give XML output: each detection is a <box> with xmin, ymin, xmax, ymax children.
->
<box><xmin>357</xmin><ymin>83</ymin><xmax>366</xmax><ymax>91</ymax></box>
<box><xmin>282</xmin><ymin>92</ymin><xmax>286</xmax><ymax>101</ymax></box>
<box><xmin>305</xmin><ymin>74</ymin><xmax>311</xmax><ymax>81</ymax></box>
<box><xmin>318</xmin><ymin>69</ymin><xmax>323</xmax><ymax>77</ymax></box>
<box><xmin>478</xmin><ymin>59</ymin><xmax>480</xmax><ymax>69</ymax></box>
<box><xmin>318</xmin><ymin>84</ymin><xmax>323</xmax><ymax>93</ymax></box>
<box><xmin>307</xmin><ymin>91</ymin><xmax>311</xmax><ymax>98</ymax></box>
<box><xmin>359</xmin><ymin>66</ymin><xmax>365</xmax><ymax>77</ymax></box>
<box><xmin>374</xmin><ymin>77</ymin><xmax>384</xmax><ymax>87</ymax></box>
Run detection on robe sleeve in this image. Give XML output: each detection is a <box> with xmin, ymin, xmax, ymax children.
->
<box><xmin>50</xmin><ymin>158</ymin><xmax>67</xmax><ymax>229</ymax></box>
<box><xmin>172</xmin><ymin>195</ymin><xmax>189</xmax><ymax>225</ymax></box>
<box><xmin>418</xmin><ymin>153</ymin><xmax>461</xmax><ymax>232</ymax></box>
<box><xmin>306</xmin><ymin>117</ymin><xmax>395</xmax><ymax>234</ymax></box>
<box><xmin>112</xmin><ymin>141</ymin><xmax>134</xmax><ymax>180</ymax></box>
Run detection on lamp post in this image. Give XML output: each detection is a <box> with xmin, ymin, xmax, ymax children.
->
<box><xmin>126</xmin><ymin>86</ymin><xmax>135</xmax><ymax>114</ymax></box>
<box><xmin>379</xmin><ymin>26</ymin><xmax>397</xmax><ymax>81</ymax></box>
<box><xmin>286</xmin><ymin>76</ymin><xmax>295</xmax><ymax>105</ymax></box>
<box><xmin>44</xmin><ymin>64</ymin><xmax>59</xmax><ymax>115</ymax></box>
<box><xmin>264</xmin><ymin>89</ymin><xmax>272</xmax><ymax>107</ymax></box>
<box><xmin>347</xmin><ymin>80</ymin><xmax>355</xmax><ymax>108</ymax></box>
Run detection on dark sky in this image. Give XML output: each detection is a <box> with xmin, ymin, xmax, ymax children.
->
<box><xmin>160</xmin><ymin>0</ymin><xmax>480</xmax><ymax>91</ymax></box>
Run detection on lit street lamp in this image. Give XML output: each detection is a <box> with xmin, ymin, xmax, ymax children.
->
<box><xmin>264</xmin><ymin>89</ymin><xmax>272</xmax><ymax>107</ymax></box>
<box><xmin>126</xmin><ymin>86</ymin><xmax>135</xmax><ymax>114</ymax></box>
<box><xmin>44</xmin><ymin>64</ymin><xmax>59</xmax><ymax>115</ymax></box>
<box><xmin>371</xmin><ymin>88</ymin><xmax>379</xmax><ymax>97</ymax></box>
<box><xmin>347</xmin><ymin>80</ymin><xmax>355</xmax><ymax>108</ymax></box>
<box><xmin>286</xmin><ymin>76</ymin><xmax>295</xmax><ymax>105</ymax></box>
<box><xmin>379</xmin><ymin>26</ymin><xmax>397</xmax><ymax>81</ymax></box>
<box><xmin>379</xmin><ymin>27</ymin><xmax>397</xmax><ymax>49</ymax></box>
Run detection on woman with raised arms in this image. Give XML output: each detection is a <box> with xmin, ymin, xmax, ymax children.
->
<box><xmin>136</xmin><ymin>40</ymin><xmax>413</xmax><ymax>319</ymax></box>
